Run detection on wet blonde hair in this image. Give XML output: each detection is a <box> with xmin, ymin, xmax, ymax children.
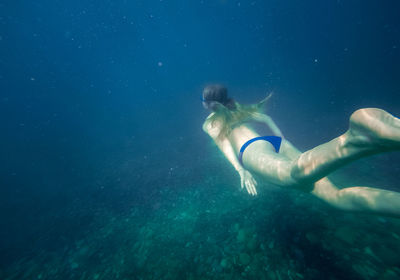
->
<box><xmin>204</xmin><ymin>88</ymin><xmax>272</xmax><ymax>140</ymax></box>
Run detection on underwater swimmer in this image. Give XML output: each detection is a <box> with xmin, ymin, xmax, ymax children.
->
<box><xmin>202</xmin><ymin>84</ymin><xmax>400</xmax><ymax>218</ymax></box>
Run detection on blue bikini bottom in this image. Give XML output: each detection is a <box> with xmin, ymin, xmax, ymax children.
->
<box><xmin>238</xmin><ymin>136</ymin><xmax>282</xmax><ymax>165</ymax></box>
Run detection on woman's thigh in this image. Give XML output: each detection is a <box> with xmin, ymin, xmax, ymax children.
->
<box><xmin>280</xmin><ymin>139</ymin><xmax>301</xmax><ymax>159</ymax></box>
<box><xmin>242</xmin><ymin>141</ymin><xmax>296</xmax><ymax>186</ymax></box>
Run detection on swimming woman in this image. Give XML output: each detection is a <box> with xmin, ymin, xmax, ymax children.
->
<box><xmin>202</xmin><ymin>84</ymin><xmax>400</xmax><ymax>217</ymax></box>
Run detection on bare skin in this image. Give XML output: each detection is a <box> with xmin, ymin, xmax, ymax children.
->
<box><xmin>203</xmin><ymin>106</ymin><xmax>400</xmax><ymax>218</ymax></box>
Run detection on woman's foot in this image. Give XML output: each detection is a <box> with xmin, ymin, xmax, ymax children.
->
<box><xmin>348</xmin><ymin>108</ymin><xmax>400</xmax><ymax>150</ymax></box>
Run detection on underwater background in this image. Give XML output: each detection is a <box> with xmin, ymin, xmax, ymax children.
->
<box><xmin>1</xmin><ymin>0</ymin><xmax>400</xmax><ymax>279</ymax></box>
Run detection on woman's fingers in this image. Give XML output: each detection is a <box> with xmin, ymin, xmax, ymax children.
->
<box><xmin>245</xmin><ymin>181</ymin><xmax>252</xmax><ymax>195</ymax></box>
<box><xmin>252</xmin><ymin>182</ymin><xmax>257</xmax><ymax>195</ymax></box>
<box><xmin>252</xmin><ymin>180</ymin><xmax>257</xmax><ymax>195</ymax></box>
<box><xmin>245</xmin><ymin>180</ymin><xmax>257</xmax><ymax>196</ymax></box>
<box><xmin>239</xmin><ymin>171</ymin><xmax>258</xmax><ymax>196</ymax></box>
<box><xmin>244</xmin><ymin>181</ymin><xmax>249</xmax><ymax>194</ymax></box>
<box><xmin>247</xmin><ymin>182</ymin><xmax>252</xmax><ymax>195</ymax></box>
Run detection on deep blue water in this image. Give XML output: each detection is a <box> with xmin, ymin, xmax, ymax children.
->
<box><xmin>1</xmin><ymin>1</ymin><xmax>400</xmax><ymax>279</ymax></box>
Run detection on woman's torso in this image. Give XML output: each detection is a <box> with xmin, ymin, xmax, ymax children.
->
<box><xmin>204</xmin><ymin>112</ymin><xmax>277</xmax><ymax>155</ymax></box>
<box><xmin>229</xmin><ymin>125</ymin><xmax>276</xmax><ymax>155</ymax></box>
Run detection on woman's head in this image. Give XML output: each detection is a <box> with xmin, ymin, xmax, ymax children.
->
<box><xmin>202</xmin><ymin>84</ymin><xmax>236</xmax><ymax>111</ymax></box>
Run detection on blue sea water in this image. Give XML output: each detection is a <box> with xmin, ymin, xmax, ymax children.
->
<box><xmin>1</xmin><ymin>0</ymin><xmax>400</xmax><ymax>279</ymax></box>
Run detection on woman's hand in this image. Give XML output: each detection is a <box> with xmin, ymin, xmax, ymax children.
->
<box><xmin>238</xmin><ymin>169</ymin><xmax>258</xmax><ymax>196</ymax></box>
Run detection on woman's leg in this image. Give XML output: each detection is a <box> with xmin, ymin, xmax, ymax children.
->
<box><xmin>282</xmin><ymin>110</ymin><xmax>400</xmax><ymax>217</ymax></box>
<box><xmin>278</xmin><ymin>135</ymin><xmax>400</xmax><ymax>217</ymax></box>
<box><xmin>244</xmin><ymin>108</ymin><xmax>400</xmax><ymax>187</ymax></box>
<box><xmin>312</xmin><ymin>178</ymin><xmax>400</xmax><ymax>218</ymax></box>
<box><xmin>290</xmin><ymin>108</ymin><xmax>400</xmax><ymax>185</ymax></box>
<box><xmin>243</xmin><ymin>108</ymin><xmax>400</xmax><ymax>216</ymax></box>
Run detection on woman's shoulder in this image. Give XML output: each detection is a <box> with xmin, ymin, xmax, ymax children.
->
<box><xmin>202</xmin><ymin>113</ymin><xmax>224</xmax><ymax>137</ymax></box>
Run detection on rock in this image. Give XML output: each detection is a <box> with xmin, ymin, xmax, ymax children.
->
<box><xmin>382</xmin><ymin>269</ymin><xmax>399</xmax><ymax>280</ymax></box>
<box><xmin>391</xmin><ymin>232</ymin><xmax>400</xmax><ymax>240</ymax></box>
<box><xmin>220</xmin><ymin>258</ymin><xmax>230</xmax><ymax>269</ymax></box>
<box><xmin>334</xmin><ymin>227</ymin><xmax>358</xmax><ymax>245</ymax></box>
<box><xmin>305</xmin><ymin>232</ymin><xmax>318</xmax><ymax>244</ymax></box>
<box><xmin>374</xmin><ymin>246</ymin><xmax>399</xmax><ymax>266</ymax></box>
<box><xmin>268</xmin><ymin>241</ymin><xmax>274</xmax><ymax>249</ymax></box>
<box><xmin>70</xmin><ymin>262</ymin><xmax>79</xmax><ymax>270</ymax></box>
<box><xmin>363</xmin><ymin>246</ymin><xmax>377</xmax><ymax>259</ymax></box>
<box><xmin>378</xmin><ymin>217</ymin><xmax>387</xmax><ymax>224</ymax></box>
<box><xmin>267</xmin><ymin>270</ymin><xmax>276</xmax><ymax>280</ymax></box>
<box><xmin>293</xmin><ymin>248</ymin><xmax>304</xmax><ymax>261</ymax></box>
<box><xmin>239</xmin><ymin>253</ymin><xmax>251</xmax><ymax>266</ymax></box>
<box><xmin>237</xmin><ymin>229</ymin><xmax>247</xmax><ymax>243</ymax></box>
<box><xmin>247</xmin><ymin>237</ymin><xmax>258</xmax><ymax>251</ymax></box>
<box><xmin>352</xmin><ymin>263</ymin><xmax>377</xmax><ymax>278</ymax></box>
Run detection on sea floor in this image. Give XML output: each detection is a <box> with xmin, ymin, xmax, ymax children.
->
<box><xmin>2</xmin><ymin>155</ymin><xmax>400</xmax><ymax>280</ymax></box>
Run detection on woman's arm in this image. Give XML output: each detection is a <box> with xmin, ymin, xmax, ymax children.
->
<box><xmin>251</xmin><ymin>112</ymin><xmax>284</xmax><ymax>137</ymax></box>
<box><xmin>203</xmin><ymin>118</ymin><xmax>257</xmax><ymax>195</ymax></box>
<box><xmin>203</xmin><ymin>117</ymin><xmax>243</xmax><ymax>171</ymax></box>
<box><xmin>214</xmin><ymin>136</ymin><xmax>244</xmax><ymax>173</ymax></box>
<box><xmin>213</xmin><ymin>136</ymin><xmax>258</xmax><ymax>196</ymax></box>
